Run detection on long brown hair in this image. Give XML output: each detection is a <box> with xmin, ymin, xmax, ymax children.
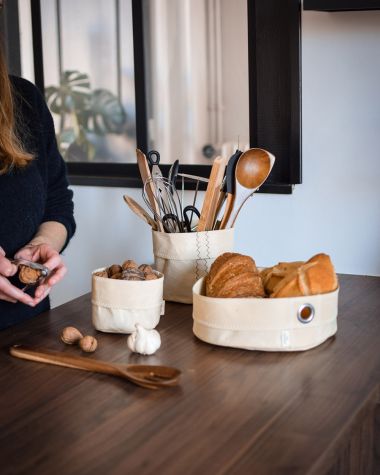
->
<box><xmin>0</xmin><ymin>41</ymin><xmax>34</xmax><ymax>174</ymax></box>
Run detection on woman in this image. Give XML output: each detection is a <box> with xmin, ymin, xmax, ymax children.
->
<box><xmin>0</xmin><ymin>43</ymin><xmax>76</xmax><ymax>329</ymax></box>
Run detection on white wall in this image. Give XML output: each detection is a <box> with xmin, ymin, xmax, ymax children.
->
<box><xmin>51</xmin><ymin>8</ymin><xmax>380</xmax><ymax>307</ymax></box>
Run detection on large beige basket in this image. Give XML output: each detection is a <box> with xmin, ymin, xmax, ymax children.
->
<box><xmin>192</xmin><ymin>277</ymin><xmax>339</xmax><ymax>351</ymax></box>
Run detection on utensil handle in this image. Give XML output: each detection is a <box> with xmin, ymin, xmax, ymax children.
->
<box><xmin>10</xmin><ymin>345</ymin><xmax>122</xmax><ymax>378</ymax></box>
<box><xmin>219</xmin><ymin>193</ymin><xmax>235</xmax><ymax>229</ymax></box>
<box><xmin>224</xmin><ymin>190</ymin><xmax>255</xmax><ymax>229</ymax></box>
<box><xmin>136</xmin><ymin>149</ymin><xmax>164</xmax><ymax>232</ymax></box>
<box><xmin>198</xmin><ymin>156</ymin><xmax>227</xmax><ymax>232</ymax></box>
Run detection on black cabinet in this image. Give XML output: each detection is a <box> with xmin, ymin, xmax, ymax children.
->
<box><xmin>304</xmin><ymin>0</ymin><xmax>380</xmax><ymax>11</ymax></box>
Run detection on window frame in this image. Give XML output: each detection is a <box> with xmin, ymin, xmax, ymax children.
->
<box><xmin>8</xmin><ymin>0</ymin><xmax>302</xmax><ymax>194</ymax></box>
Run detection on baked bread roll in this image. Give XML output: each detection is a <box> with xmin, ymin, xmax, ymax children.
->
<box><xmin>270</xmin><ymin>253</ymin><xmax>338</xmax><ymax>298</ymax></box>
<box><xmin>206</xmin><ymin>252</ymin><xmax>265</xmax><ymax>298</ymax></box>
<box><xmin>260</xmin><ymin>261</ymin><xmax>304</xmax><ymax>295</ymax></box>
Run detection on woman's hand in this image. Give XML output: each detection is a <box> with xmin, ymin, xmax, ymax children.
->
<box><xmin>14</xmin><ymin>243</ymin><xmax>67</xmax><ymax>302</ymax></box>
<box><xmin>0</xmin><ymin>247</ymin><xmax>36</xmax><ymax>306</ymax></box>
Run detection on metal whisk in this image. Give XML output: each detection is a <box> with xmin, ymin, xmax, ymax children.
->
<box><xmin>142</xmin><ymin>176</ymin><xmax>184</xmax><ymax>233</ymax></box>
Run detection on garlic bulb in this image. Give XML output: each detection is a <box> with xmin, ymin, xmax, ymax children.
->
<box><xmin>127</xmin><ymin>324</ymin><xmax>161</xmax><ymax>355</ymax></box>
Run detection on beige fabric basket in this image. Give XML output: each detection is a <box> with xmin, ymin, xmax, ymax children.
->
<box><xmin>192</xmin><ymin>277</ymin><xmax>339</xmax><ymax>351</ymax></box>
<box><xmin>91</xmin><ymin>268</ymin><xmax>164</xmax><ymax>333</ymax></box>
<box><xmin>152</xmin><ymin>229</ymin><xmax>234</xmax><ymax>304</ymax></box>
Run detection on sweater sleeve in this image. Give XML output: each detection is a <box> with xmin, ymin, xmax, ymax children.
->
<box><xmin>39</xmin><ymin>92</ymin><xmax>76</xmax><ymax>250</ymax></box>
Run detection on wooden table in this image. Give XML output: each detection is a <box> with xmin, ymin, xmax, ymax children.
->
<box><xmin>0</xmin><ymin>274</ymin><xmax>379</xmax><ymax>475</ymax></box>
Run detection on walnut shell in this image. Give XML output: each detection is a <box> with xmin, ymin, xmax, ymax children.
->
<box><xmin>138</xmin><ymin>264</ymin><xmax>153</xmax><ymax>274</ymax></box>
<box><xmin>107</xmin><ymin>264</ymin><xmax>122</xmax><ymax>277</ymax></box>
<box><xmin>18</xmin><ymin>265</ymin><xmax>43</xmax><ymax>284</ymax></box>
<box><xmin>122</xmin><ymin>259</ymin><xmax>138</xmax><ymax>270</ymax></box>
<box><xmin>94</xmin><ymin>270</ymin><xmax>108</xmax><ymax>278</ymax></box>
<box><xmin>79</xmin><ymin>335</ymin><xmax>98</xmax><ymax>353</ymax></box>
<box><xmin>144</xmin><ymin>272</ymin><xmax>158</xmax><ymax>280</ymax></box>
<box><xmin>110</xmin><ymin>272</ymin><xmax>123</xmax><ymax>279</ymax></box>
<box><xmin>61</xmin><ymin>326</ymin><xmax>83</xmax><ymax>345</ymax></box>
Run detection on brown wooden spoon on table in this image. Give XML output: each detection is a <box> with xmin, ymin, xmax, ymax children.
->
<box><xmin>10</xmin><ymin>345</ymin><xmax>181</xmax><ymax>390</ymax></box>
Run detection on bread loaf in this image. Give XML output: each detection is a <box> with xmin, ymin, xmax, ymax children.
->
<box><xmin>206</xmin><ymin>253</ymin><xmax>265</xmax><ymax>298</ymax></box>
<box><xmin>270</xmin><ymin>253</ymin><xmax>338</xmax><ymax>298</ymax></box>
<box><xmin>260</xmin><ymin>261</ymin><xmax>304</xmax><ymax>295</ymax></box>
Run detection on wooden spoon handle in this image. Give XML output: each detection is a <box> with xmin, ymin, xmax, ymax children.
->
<box><xmin>197</xmin><ymin>156</ymin><xmax>227</xmax><ymax>231</ymax></box>
<box><xmin>10</xmin><ymin>345</ymin><xmax>122</xmax><ymax>377</ymax></box>
<box><xmin>219</xmin><ymin>193</ymin><xmax>235</xmax><ymax>230</ymax></box>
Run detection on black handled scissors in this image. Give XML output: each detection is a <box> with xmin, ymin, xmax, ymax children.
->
<box><xmin>183</xmin><ymin>205</ymin><xmax>200</xmax><ymax>232</ymax></box>
<box><xmin>147</xmin><ymin>150</ymin><xmax>163</xmax><ymax>179</ymax></box>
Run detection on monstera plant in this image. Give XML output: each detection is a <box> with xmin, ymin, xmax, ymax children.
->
<box><xmin>45</xmin><ymin>70</ymin><xmax>127</xmax><ymax>160</ymax></box>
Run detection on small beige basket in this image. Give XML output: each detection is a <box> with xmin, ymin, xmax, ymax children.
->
<box><xmin>91</xmin><ymin>268</ymin><xmax>164</xmax><ymax>334</ymax></box>
<box><xmin>152</xmin><ymin>228</ymin><xmax>234</xmax><ymax>304</ymax></box>
<box><xmin>192</xmin><ymin>277</ymin><xmax>339</xmax><ymax>351</ymax></box>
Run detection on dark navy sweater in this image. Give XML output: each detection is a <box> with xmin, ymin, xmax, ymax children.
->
<box><xmin>0</xmin><ymin>76</ymin><xmax>76</xmax><ymax>329</ymax></box>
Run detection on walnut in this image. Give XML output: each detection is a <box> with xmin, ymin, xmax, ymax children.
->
<box><xmin>138</xmin><ymin>264</ymin><xmax>153</xmax><ymax>274</ymax></box>
<box><xmin>110</xmin><ymin>272</ymin><xmax>123</xmax><ymax>279</ymax></box>
<box><xmin>79</xmin><ymin>335</ymin><xmax>98</xmax><ymax>353</ymax></box>
<box><xmin>144</xmin><ymin>273</ymin><xmax>158</xmax><ymax>280</ymax></box>
<box><xmin>61</xmin><ymin>326</ymin><xmax>84</xmax><ymax>345</ymax></box>
<box><xmin>94</xmin><ymin>270</ymin><xmax>108</xmax><ymax>278</ymax></box>
<box><xmin>18</xmin><ymin>265</ymin><xmax>43</xmax><ymax>284</ymax></box>
<box><xmin>107</xmin><ymin>264</ymin><xmax>122</xmax><ymax>277</ymax></box>
<box><xmin>122</xmin><ymin>259</ymin><xmax>138</xmax><ymax>270</ymax></box>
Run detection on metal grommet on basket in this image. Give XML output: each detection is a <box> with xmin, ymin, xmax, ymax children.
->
<box><xmin>297</xmin><ymin>303</ymin><xmax>315</xmax><ymax>324</ymax></box>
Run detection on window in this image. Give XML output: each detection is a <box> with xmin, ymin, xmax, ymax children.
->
<box><xmin>4</xmin><ymin>0</ymin><xmax>301</xmax><ymax>193</ymax></box>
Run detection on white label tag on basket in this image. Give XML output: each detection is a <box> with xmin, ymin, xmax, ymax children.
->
<box><xmin>281</xmin><ymin>330</ymin><xmax>290</xmax><ymax>348</ymax></box>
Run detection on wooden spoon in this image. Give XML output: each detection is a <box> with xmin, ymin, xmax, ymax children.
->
<box><xmin>123</xmin><ymin>195</ymin><xmax>158</xmax><ymax>230</ymax></box>
<box><xmin>220</xmin><ymin>148</ymin><xmax>275</xmax><ymax>229</ymax></box>
<box><xmin>10</xmin><ymin>345</ymin><xmax>181</xmax><ymax>390</ymax></box>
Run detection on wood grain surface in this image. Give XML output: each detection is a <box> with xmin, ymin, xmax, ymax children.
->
<box><xmin>0</xmin><ymin>274</ymin><xmax>379</xmax><ymax>475</ymax></box>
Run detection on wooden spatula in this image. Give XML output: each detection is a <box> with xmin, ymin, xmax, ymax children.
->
<box><xmin>123</xmin><ymin>195</ymin><xmax>158</xmax><ymax>230</ymax></box>
<box><xmin>10</xmin><ymin>345</ymin><xmax>181</xmax><ymax>390</ymax></box>
<box><xmin>197</xmin><ymin>156</ymin><xmax>227</xmax><ymax>231</ymax></box>
<box><xmin>136</xmin><ymin>149</ymin><xmax>163</xmax><ymax>232</ymax></box>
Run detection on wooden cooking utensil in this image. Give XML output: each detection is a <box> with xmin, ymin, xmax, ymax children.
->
<box><xmin>136</xmin><ymin>149</ymin><xmax>163</xmax><ymax>232</ymax></box>
<box><xmin>220</xmin><ymin>148</ymin><xmax>275</xmax><ymax>229</ymax></box>
<box><xmin>197</xmin><ymin>156</ymin><xmax>227</xmax><ymax>231</ymax></box>
<box><xmin>10</xmin><ymin>345</ymin><xmax>181</xmax><ymax>390</ymax></box>
<box><xmin>217</xmin><ymin>149</ymin><xmax>242</xmax><ymax>229</ymax></box>
<box><xmin>123</xmin><ymin>195</ymin><xmax>158</xmax><ymax>230</ymax></box>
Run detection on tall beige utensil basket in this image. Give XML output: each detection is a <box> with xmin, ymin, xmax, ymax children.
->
<box><xmin>152</xmin><ymin>228</ymin><xmax>234</xmax><ymax>304</ymax></box>
<box><xmin>192</xmin><ymin>277</ymin><xmax>339</xmax><ymax>351</ymax></box>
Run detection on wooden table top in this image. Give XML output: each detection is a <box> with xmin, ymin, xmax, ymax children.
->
<box><xmin>0</xmin><ymin>274</ymin><xmax>379</xmax><ymax>475</ymax></box>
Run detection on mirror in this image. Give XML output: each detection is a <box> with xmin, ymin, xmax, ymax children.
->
<box><xmin>142</xmin><ymin>0</ymin><xmax>250</xmax><ymax>164</ymax></box>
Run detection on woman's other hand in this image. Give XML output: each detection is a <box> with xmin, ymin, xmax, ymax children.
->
<box><xmin>14</xmin><ymin>243</ymin><xmax>67</xmax><ymax>303</ymax></box>
<box><xmin>0</xmin><ymin>247</ymin><xmax>36</xmax><ymax>306</ymax></box>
